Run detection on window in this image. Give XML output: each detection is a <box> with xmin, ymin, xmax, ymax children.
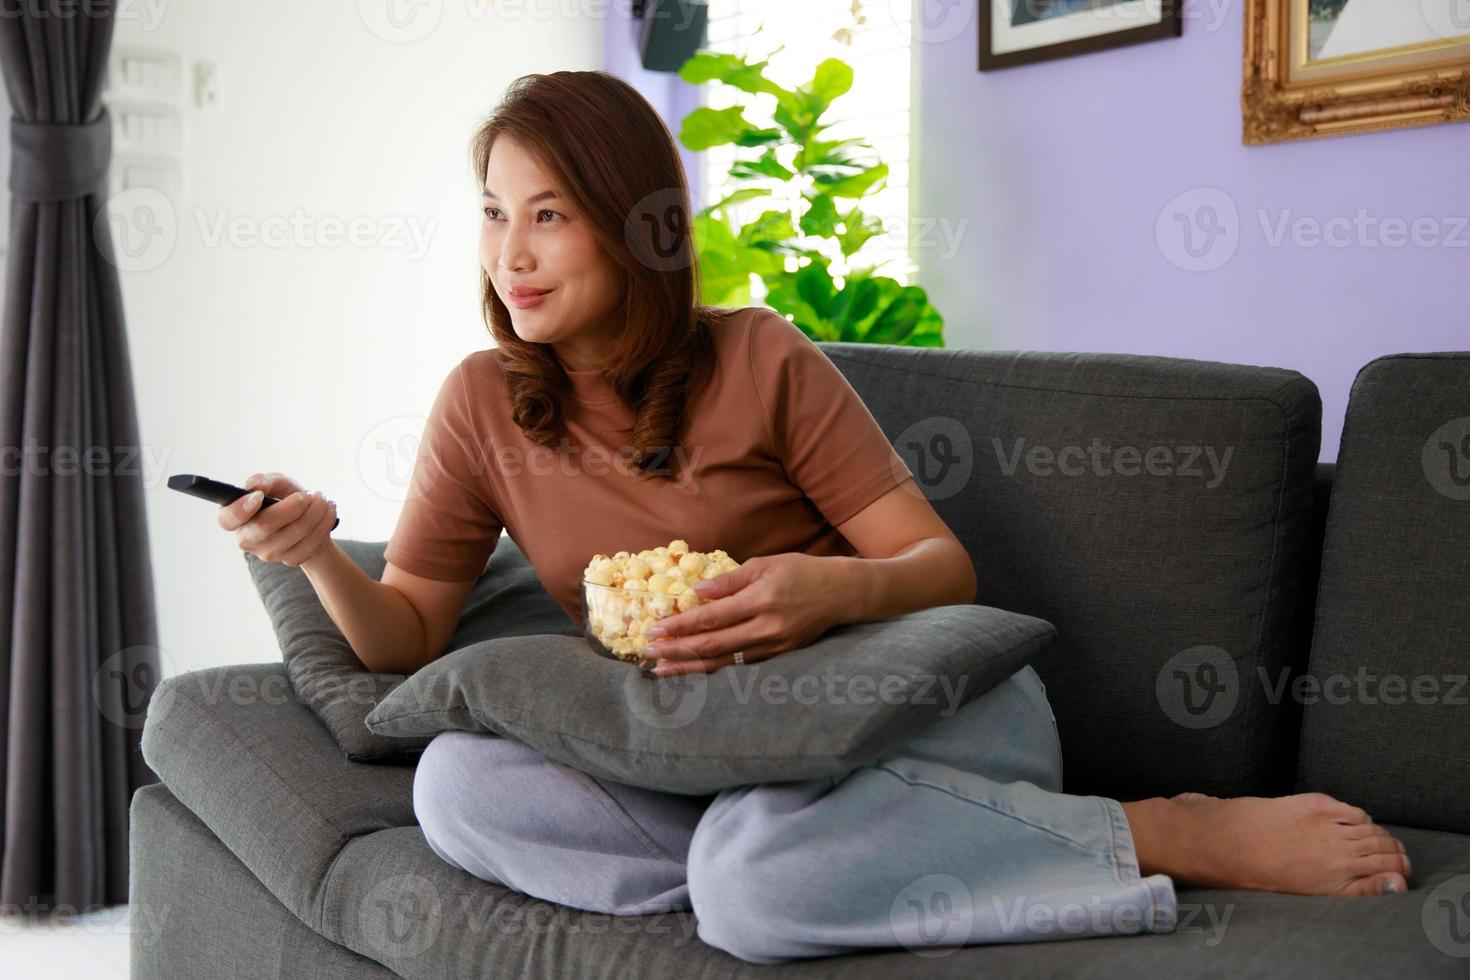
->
<box><xmin>699</xmin><ymin>0</ymin><xmax>916</xmax><ymax>292</ymax></box>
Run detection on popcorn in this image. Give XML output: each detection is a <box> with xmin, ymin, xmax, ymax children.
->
<box><xmin>582</xmin><ymin>540</ymin><xmax>741</xmax><ymax>664</ymax></box>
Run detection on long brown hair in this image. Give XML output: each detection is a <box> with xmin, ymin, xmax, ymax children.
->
<box><xmin>470</xmin><ymin>70</ymin><xmax>725</xmax><ymax>484</ymax></box>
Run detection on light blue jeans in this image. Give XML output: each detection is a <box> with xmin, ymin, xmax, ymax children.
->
<box><xmin>412</xmin><ymin>665</ymin><xmax>1178</xmax><ymax>963</ymax></box>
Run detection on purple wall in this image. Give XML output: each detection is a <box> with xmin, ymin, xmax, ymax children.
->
<box><xmin>916</xmin><ymin>1</ymin><xmax>1469</xmax><ymax>461</ymax></box>
<box><xmin>607</xmin><ymin>3</ymin><xmax>1469</xmax><ymax>462</ymax></box>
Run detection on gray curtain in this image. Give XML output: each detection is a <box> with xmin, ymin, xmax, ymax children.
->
<box><xmin>0</xmin><ymin>1</ymin><xmax>160</xmax><ymax>914</ymax></box>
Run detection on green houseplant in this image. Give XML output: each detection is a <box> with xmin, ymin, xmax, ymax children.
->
<box><xmin>676</xmin><ymin>44</ymin><xmax>945</xmax><ymax>347</ymax></box>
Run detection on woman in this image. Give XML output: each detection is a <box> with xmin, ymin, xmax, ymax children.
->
<box><xmin>218</xmin><ymin>71</ymin><xmax>1410</xmax><ymax>964</ymax></box>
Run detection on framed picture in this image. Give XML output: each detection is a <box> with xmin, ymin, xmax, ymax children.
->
<box><xmin>1244</xmin><ymin>1</ymin><xmax>1470</xmax><ymax>144</ymax></box>
<box><xmin>979</xmin><ymin>0</ymin><xmax>1182</xmax><ymax>70</ymax></box>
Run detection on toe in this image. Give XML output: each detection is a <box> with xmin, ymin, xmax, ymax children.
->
<box><xmin>1372</xmin><ymin>871</ymin><xmax>1408</xmax><ymax>895</ymax></box>
<box><xmin>1341</xmin><ymin>871</ymin><xmax>1407</xmax><ymax>897</ymax></box>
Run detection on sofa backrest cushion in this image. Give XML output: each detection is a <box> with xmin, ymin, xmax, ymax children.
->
<box><xmin>1295</xmin><ymin>353</ymin><xmax>1470</xmax><ymax>833</ymax></box>
<box><xmin>821</xmin><ymin>343</ymin><xmax>1322</xmax><ymax>801</ymax></box>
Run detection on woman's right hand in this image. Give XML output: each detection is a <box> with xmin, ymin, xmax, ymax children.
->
<box><xmin>218</xmin><ymin>471</ymin><xmax>338</xmax><ymax>568</ymax></box>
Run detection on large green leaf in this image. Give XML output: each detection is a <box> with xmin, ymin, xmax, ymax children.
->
<box><xmin>679</xmin><ymin>51</ymin><xmax>794</xmax><ymax>102</ymax></box>
<box><xmin>815</xmin><ymin>161</ymin><xmax>889</xmax><ymax>199</ymax></box>
<box><xmin>680</xmin><ymin>106</ymin><xmax>782</xmax><ymax>151</ymax></box>
<box><xmin>729</xmin><ymin>147</ymin><xmax>794</xmax><ymax>182</ymax></box>
<box><xmin>800</xmin><ymin>193</ymin><xmax>839</xmax><ymax>238</ymax></box>
<box><xmin>837</xmin><ymin>205</ymin><xmax>886</xmax><ymax>257</ymax></box>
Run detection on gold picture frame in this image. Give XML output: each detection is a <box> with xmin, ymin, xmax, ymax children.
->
<box><xmin>1243</xmin><ymin>0</ymin><xmax>1470</xmax><ymax>145</ymax></box>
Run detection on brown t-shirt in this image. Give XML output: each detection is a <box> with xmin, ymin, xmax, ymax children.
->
<box><xmin>383</xmin><ymin>305</ymin><xmax>914</xmax><ymax>629</ymax></box>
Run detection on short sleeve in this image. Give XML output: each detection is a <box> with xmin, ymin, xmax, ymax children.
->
<box><xmin>383</xmin><ymin>359</ymin><xmax>503</xmax><ymax>580</ymax></box>
<box><xmin>748</xmin><ymin>310</ymin><xmax>914</xmax><ymax>527</ymax></box>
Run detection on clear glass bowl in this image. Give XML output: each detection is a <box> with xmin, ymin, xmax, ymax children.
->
<box><xmin>581</xmin><ymin>579</ymin><xmax>682</xmax><ymax>670</ymax></box>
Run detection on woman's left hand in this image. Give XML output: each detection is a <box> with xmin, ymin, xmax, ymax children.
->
<box><xmin>642</xmin><ymin>553</ymin><xmax>848</xmax><ymax>676</ymax></box>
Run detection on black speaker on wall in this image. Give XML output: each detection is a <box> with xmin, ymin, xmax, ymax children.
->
<box><xmin>634</xmin><ymin>0</ymin><xmax>709</xmax><ymax>73</ymax></box>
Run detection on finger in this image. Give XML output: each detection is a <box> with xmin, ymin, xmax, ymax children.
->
<box><xmin>219</xmin><ymin>486</ymin><xmax>268</xmax><ymax>531</ymax></box>
<box><xmin>654</xmin><ymin>647</ymin><xmax>769</xmax><ymax>677</ymax></box>
<box><xmin>653</xmin><ymin>651</ymin><xmax>738</xmax><ymax>677</ymax></box>
<box><xmin>278</xmin><ymin>495</ymin><xmax>337</xmax><ymax>566</ymax></box>
<box><xmin>239</xmin><ymin>490</ymin><xmax>317</xmax><ymax>551</ymax></box>
<box><xmin>647</xmin><ymin>619</ymin><xmax>771</xmax><ymax>662</ymax></box>
<box><xmin>650</xmin><ymin>592</ymin><xmax>759</xmax><ymax>640</ymax></box>
<box><xmin>266</xmin><ymin>491</ymin><xmax>329</xmax><ymax>562</ymax></box>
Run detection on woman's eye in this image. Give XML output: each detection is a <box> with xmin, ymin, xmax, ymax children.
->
<box><xmin>480</xmin><ymin>207</ymin><xmax>560</xmax><ymax>222</ymax></box>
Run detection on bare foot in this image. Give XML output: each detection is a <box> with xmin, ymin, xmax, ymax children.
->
<box><xmin>1120</xmin><ymin>791</ymin><xmax>1410</xmax><ymax>896</ymax></box>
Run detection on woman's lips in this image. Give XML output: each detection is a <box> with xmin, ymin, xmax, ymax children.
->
<box><xmin>507</xmin><ymin>287</ymin><xmax>553</xmax><ymax>309</ymax></box>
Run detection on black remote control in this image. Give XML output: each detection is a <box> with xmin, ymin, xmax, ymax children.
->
<box><xmin>167</xmin><ymin>474</ymin><xmax>339</xmax><ymax>531</ymax></box>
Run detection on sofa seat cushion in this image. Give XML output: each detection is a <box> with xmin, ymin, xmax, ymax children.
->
<box><xmin>143</xmin><ymin>669</ymin><xmax>1470</xmax><ymax>977</ymax></box>
<box><xmin>140</xmin><ymin>663</ymin><xmax>417</xmax><ymax>931</ymax></box>
<box><xmin>317</xmin><ymin>820</ymin><xmax>1470</xmax><ymax>979</ymax></box>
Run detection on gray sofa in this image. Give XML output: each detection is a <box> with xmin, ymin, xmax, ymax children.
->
<box><xmin>130</xmin><ymin>345</ymin><xmax>1470</xmax><ymax>978</ymax></box>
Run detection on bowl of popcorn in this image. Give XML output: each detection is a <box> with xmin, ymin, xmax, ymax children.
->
<box><xmin>581</xmin><ymin>539</ymin><xmax>741</xmax><ymax>668</ymax></box>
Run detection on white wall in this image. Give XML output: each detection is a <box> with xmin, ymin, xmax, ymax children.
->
<box><xmin>111</xmin><ymin>1</ymin><xmax>604</xmax><ymax>676</ymax></box>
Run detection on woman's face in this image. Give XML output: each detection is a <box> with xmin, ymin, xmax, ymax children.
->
<box><xmin>480</xmin><ymin>134</ymin><xmax>624</xmax><ymax>371</ymax></box>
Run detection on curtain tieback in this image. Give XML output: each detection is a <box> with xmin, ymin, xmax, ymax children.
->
<box><xmin>10</xmin><ymin>107</ymin><xmax>113</xmax><ymax>203</ymax></box>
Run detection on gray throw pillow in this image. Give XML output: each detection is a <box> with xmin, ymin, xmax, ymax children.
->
<box><xmin>245</xmin><ymin>535</ymin><xmax>580</xmax><ymax>763</ymax></box>
<box><xmin>363</xmin><ymin>604</ymin><xmax>1056</xmax><ymax>794</ymax></box>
